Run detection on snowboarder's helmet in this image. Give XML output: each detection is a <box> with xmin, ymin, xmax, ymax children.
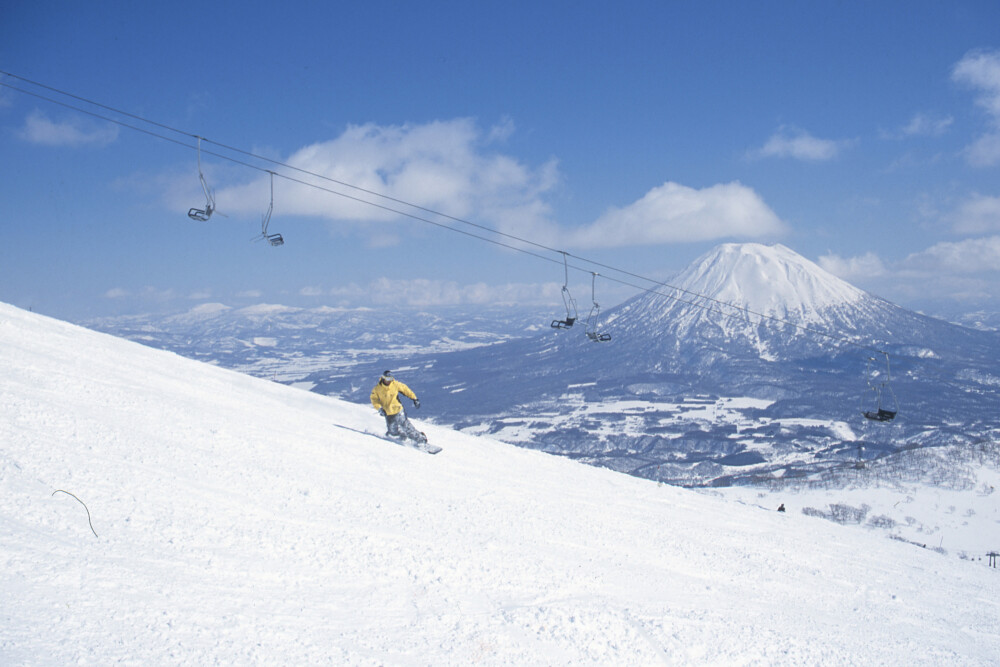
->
<box><xmin>381</xmin><ymin>370</ymin><xmax>393</xmax><ymax>382</ymax></box>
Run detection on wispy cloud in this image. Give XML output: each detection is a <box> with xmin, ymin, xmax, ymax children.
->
<box><xmin>750</xmin><ymin>126</ymin><xmax>845</xmax><ymax>161</ymax></box>
<box><xmin>817</xmin><ymin>252</ymin><xmax>887</xmax><ymax>281</ymax></box>
<box><xmin>818</xmin><ymin>239</ymin><xmax>1000</xmax><ymax>306</ymax></box>
<box><xmin>963</xmin><ymin>133</ymin><xmax>1000</xmax><ymax>167</ymax></box>
<box><xmin>327</xmin><ymin>278</ymin><xmax>560</xmax><ymax>307</ymax></box>
<box><xmin>902</xmin><ymin>235</ymin><xmax>1000</xmax><ymax>274</ymax></box>
<box><xmin>568</xmin><ymin>181</ymin><xmax>787</xmax><ymax>248</ymax></box>
<box><xmin>896</xmin><ymin>112</ymin><xmax>953</xmax><ymax>138</ymax></box>
<box><xmin>18</xmin><ymin>109</ymin><xmax>119</xmax><ymax>147</ymax></box>
<box><xmin>952</xmin><ymin>49</ymin><xmax>1000</xmax><ymax>166</ymax></box>
<box><xmin>103</xmin><ymin>286</ymin><xmax>178</xmax><ymax>301</ymax></box>
<box><xmin>948</xmin><ymin>193</ymin><xmax>1000</xmax><ymax>235</ymax></box>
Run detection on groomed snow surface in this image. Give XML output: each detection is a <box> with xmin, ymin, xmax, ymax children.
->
<box><xmin>2</xmin><ymin>302</ymin><xmax>998</xmax><ymax>666</ymax></box>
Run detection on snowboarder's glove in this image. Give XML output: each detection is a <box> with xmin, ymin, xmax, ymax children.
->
<box><xmin>378</xmin><ymin>408</ymin><xmax>386</xmax><ymax>416</ymax></box>
<box><xmin>413</xmin><ymin>398</ymin><xmax>420</xmax><ymax>409</ymax></box>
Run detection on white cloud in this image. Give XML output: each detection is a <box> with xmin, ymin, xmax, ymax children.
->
<box><xmin>103</xmin><ymin>286</ymin><xmax>178</xmax><ymax>302</ymax></box>
<box><xmin>949</xmin><ymin>193</ymin><xmax>1000</xmax><ymax>235</ymax></box>
<box><xmin>214</xmin><ymin>118</ymin><xmax>559</xmax><ymax>243</ymax></box>
<box><xmin>952</xmin><ymin>49</ymin><xmax>1000</xmax><ymax>166</ymax></box>
<box><xmin>953</xmin><ymin>49</ymin><xmax>1000</xmax><ymax>117</ymax></box>
<box><xmin>486</xmin><ymin>116</ymin><xmax>516</xmax><ymax>143</ymax></box>
<box><xmin>751</xmin><ymin>126</ymin><xmax>844</xmax><ymax>161</ymax></box>
<box><xmin>900</xmin><ymin>112</ymin><xmax>953</xmax><ymax>137</ymax></box>
<box><xmin>328</xmin><ymin>278</ymin><xmax>560</xmax><ymax>307</ymax></box>
<box><xmin>568</xmin><ymin>181</ymin><xmax>787</xmax><ymax>248</ymax></box>
<box><xmin>902</xmin><ymin>235</ymin><xmax>1000</xmax><ymax>274</ymax></box>
<box><xmin>819</xmin><ymin>233</ymin><xmax>1000</xmax><ymax>308</ymax></box>
<box><xmin>964</xmin><ymin>132</ymin><xmax>1000</xmax><ymax>168</ymax></box>
<box><xmin>18</xmin><ymin>109</ymin><xmax>118</xmax><ymax>147</ymax></box>
<box><xmin>211</xmin><ymin>118</ymin><xmax>785</xmax><ymax>250</ymax></box>
<box><xmin>817</xmin><ymin>252</ymin><xmax>887</xmax><ymax>281</ymax></box>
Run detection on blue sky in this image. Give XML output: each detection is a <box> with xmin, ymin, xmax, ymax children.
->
<box><xmin>3</xmin><ymin>0</ymin><xmax>1000</xmax><ymax>320</ymax></box>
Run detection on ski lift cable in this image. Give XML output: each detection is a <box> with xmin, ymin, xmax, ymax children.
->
<box><xmin>0</xmin><ymin>75</ymin><xmax>885</xmax><ymax>355</ymax></box>
<box><xmin>0</xmin><ymin>79</ymin><xmax>559</xmax><ymax>256</ymax></box>
<box><xmin>0</xmin><ymin>72</ymin><xmax>889</xmax><ymax>356</ymax></box>
<box><xmin>0</xmin><ymin>71</ymin><xmax>562</xmax><ymax>254</ymax></box>
<box><xmin>0</xmin><ymin>70</ymin><xmax>198</xmax><ymax>141</ymax></box>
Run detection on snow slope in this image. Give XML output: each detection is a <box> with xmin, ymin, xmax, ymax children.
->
<box><xmin>2</xmin><ymin>302</ymin><xmax>999</xmax><ymax>666</ymax></box>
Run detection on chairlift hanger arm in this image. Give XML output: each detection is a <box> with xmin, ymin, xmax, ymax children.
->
<box><xmin>861</xmin><ymin>351</ymin><xmax>899</xmax><ymax>421</ymax></box>
<box><xmin>551</xmin><ymin>251</ymin><xmax>578</xmax><ymax>329</ymax></box>
<box><xmin>261</xmin><ymin>171</ymin><xmax>274</xmax><ymax>235</ymax></box>
<box><xmin>584</xmin><ymin>272</ymin><xmax>611</xmax><ymax>342</ymax></box>
<box><xmin>188</xmin><ymin>136</ymin><xmax>216</xmax><ymax>221</ymax></box>
<box><xmin>251</xmin><ymin>171</ymin><xmax>284</xmax><ymax>246</ymax></box>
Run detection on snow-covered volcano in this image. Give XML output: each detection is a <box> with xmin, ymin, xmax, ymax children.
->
<box><xmin>605</xmin><ymin>243</ymin><xmax>899</xmax><ymax>362</ymax></box>
<box><xmin>666</xmin><ymin>242</ymin><xmax>865</xmax><ymax>318</ymax></box>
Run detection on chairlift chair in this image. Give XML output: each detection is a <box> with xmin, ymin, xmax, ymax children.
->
<box><xmin>861</xmin><ymin>353</ymin><xmax>899</xmax><ymax>422</ymax></box>
<box><xmin>187</xmin><ymin>136</ymin><xmax>216</xmax><ymax>221</ymax></box>
<box><xmin>585</xmin><ymin>272</ymin><xmax>612</xmax><ymax>342</ymax></box>
<box><xmin>551</xmin><ymin>251</ymin><xmax>578</xmax><ymax>329</ymax></box>
<box><xmin>257</xmin><ymin>171</ymin><xmax>284</xmax><ymax>246</ymax></box>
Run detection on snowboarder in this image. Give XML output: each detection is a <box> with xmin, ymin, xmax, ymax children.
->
<box><xmin>370</xmin><ymin>370</ymin><xmax>427</xmax><ymax>443</ymax></box>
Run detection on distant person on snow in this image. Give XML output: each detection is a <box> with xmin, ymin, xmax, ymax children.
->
<box><xmin>370</xmin><ymin>370</ymin><xmax>426</xmax><ymax>443</ymax></box>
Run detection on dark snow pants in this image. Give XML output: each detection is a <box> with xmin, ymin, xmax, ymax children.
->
<box><xmin>384</xmin><ymin>410</ymin><xmax>426</xmax><ymax>443</ymax></box>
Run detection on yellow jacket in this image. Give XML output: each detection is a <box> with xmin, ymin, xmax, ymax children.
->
<box><xmin>370</xmin><ymin>379</ymin><xmax>417</xmax><ymax>416</ymax></box>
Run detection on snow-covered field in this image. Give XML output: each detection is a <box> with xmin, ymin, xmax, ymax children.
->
<box><xmin>2</xmin><ymin>301</ymin><xmax>999</xmax><ymax>665</ymax></box>
<box><xmin>710</xmin><ymin>447</ymin><xmax>1000</xmax><ymax>558</ymax></box>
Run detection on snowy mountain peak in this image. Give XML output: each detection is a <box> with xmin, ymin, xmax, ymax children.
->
<box><xmin>604</xmin><ymin>242</ymin><xmax>899</xmax><ymax>361</ymax></box>
<box><xmin>671</xmin><ymin>243</ymin><xmax>866</xmax><ymax>318</ymax></box>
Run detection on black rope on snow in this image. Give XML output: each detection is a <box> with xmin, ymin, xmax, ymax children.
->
<box><xmin>53</xmin><ymin>490</ymin><xmax>98</xmax><ymax>538</ymax></box>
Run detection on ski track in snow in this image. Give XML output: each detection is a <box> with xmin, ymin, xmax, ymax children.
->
<box><xmin>2</xmin><ymin>302</ymin><xmax>1000</xmax><ymax>666</ymax></box>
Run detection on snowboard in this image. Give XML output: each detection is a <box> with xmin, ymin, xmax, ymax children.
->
<box><xmin>333</xmin><ymin>423</ymin><xmax>442</xmax><ymax>455</ymax></box>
